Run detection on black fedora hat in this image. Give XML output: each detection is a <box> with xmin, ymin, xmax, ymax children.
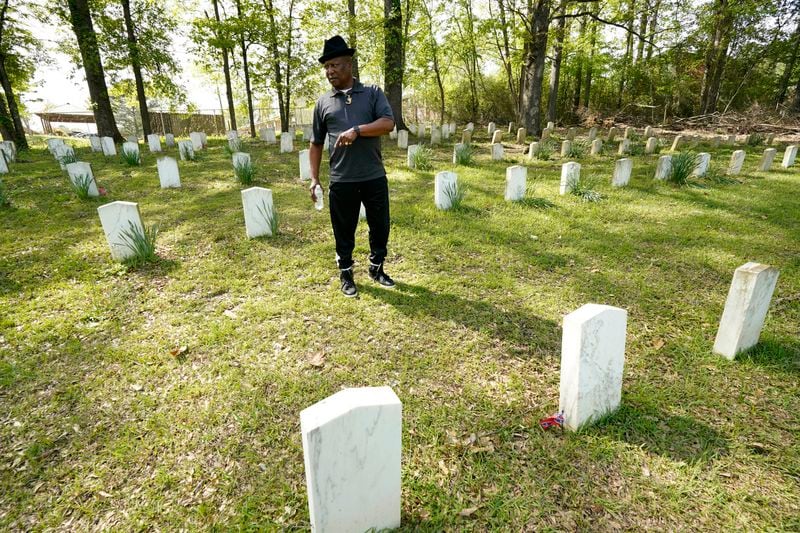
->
<box><xmin>318</xmin><ymin>35</ymin><xmax>356</xmax><ymax>64</ymax></box>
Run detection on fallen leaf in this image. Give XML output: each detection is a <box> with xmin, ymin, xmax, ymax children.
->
<box><xmin>170</xmin><ymin>345</ymin><xmax>188</xmax><ymax>357</ymax></box>
<box><xmin>98</xmin><ymin>491</ymin><xmax>113</xmax><ymax>498</ymax></box>
<box><xmin>459</xmin><ymin>506</ymin><xmax>478</xmax><ymax>518</ymax></box>
<box><xmin>308</xmin><ymin>351</ymin><xmax>325</xmax><ymax>368</ymax></box>
<box><xmin>652</xmin><ymin>338</ymin><xmax>665</xmax><ymax>350</ymax></box>
<box><xmin>130</xmin><ymin>384</ymin><xmax>143</xmax><ymax>392</ymax></box>
<box><xmin>642</xmin><ymin>465</ymin><xmax>651</xmax><ymax>477</ymax></box>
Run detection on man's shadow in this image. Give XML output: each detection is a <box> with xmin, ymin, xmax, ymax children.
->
<box><xmin>360</xmin><ymin>282</ymin><xmax>560</xmax><ymax>358</ymax></box>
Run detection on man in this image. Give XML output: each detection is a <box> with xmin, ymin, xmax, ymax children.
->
<box><xmin>309</xmin><ymin>35</ymin><xmax>396</xmax><ymax>297</ymax></box>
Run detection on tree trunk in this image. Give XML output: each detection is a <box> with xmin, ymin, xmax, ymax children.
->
<box><xmin>420</xmin><ymin>0</ymin><xmax>445</xmax><ymax>123</ymax></box>
<box><xmin>791</xmin><ymin>72</ymin><xmax>800</xmax><ymax>111</ymax></box>
<box><xmin>546</xmin><ymin>0</ymin><xmax>566</xmax><ymax>125</ymax></box>
<box><xmin>66</xmin><ymin>0</ymin><xmax>123</xmax><ymax>142</ymax></box>
<box><xmin>583</xmin><ymin>4</ymin><xmax>598</xmax><ymax>109</ymax></box>
<box><xmin>212</xmin><ymin>0</ymin><xmax>236</xmax><ymax>131</ymax></box>
<box><xmin>262</xmin><ymin>0</ymin><xmax>287</xmax><ymax>131</ymax></box>
<box><xmin>234</xmin><ymin>0</ymin><xmax>256</xmax><ymax>137</ymax></box>
<box><xmin>616</xmin><ymin>0</ymin><xmax>635</xmax><ymax>109</ymax></box>
<box><xmin>348</xmin><ymin>0</ymin><xmax>359</xmax><ymax>79</ymax></box>
<box><xmin>0</xmin><ymin>58</ymin><xmax>26</xmax><ymax>149</ymax></box>
<box><xmin>494</xmin><ymin>0</ymin><xmax>518</xmax><ymax>119</ymax></box>
<box><xmin>121</xmin><ymin>0</ymin><xmax>150</xmax><ymax>137</ymax></box>
<box><xmin>776</xmin><ymin>18</ymin><xmax>800</xmax><ymax>105</ymax></box>
<box><xmin>572</xmin><ymin>14</ymin><xmax>586</xmax><ymax>113</ymax></box>
<box><xmin>520</xmin><ymin>0</ymin><xmax>551</xmax><ymax>135</ymax></box>
<box><xmin>0</xmin><ymin>93</ymin><xmax>14</xmax><ymax>141</ymax></box>
<box><xmin>700</xmin><ymin>0</ymin><xmax>731</xmax><ymax>114</ymax></box>
<box><xmin>646</xmin><ymin>0</ymin><xmax>659</xmax><ymax>61</ymax></box>
<box><xmin>384</xmin><ymin>0</ymin><xmax>406</xmax><ymax>130</ymax></box>
<box><xmin>635</xmin><ymin>0</ymin><xmax>648</xmax><ymax>63</ymax></box>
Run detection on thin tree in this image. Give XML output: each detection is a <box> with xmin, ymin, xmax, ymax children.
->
<box><xmin>519</xmin><ymin>0</ymin><xmax>551</xmax><ymax>135</ymax></box>
<box><xmin>0</xmin><ymin>0</ymin><xmax>28</xmax><ymax>149</ymax></box>
<box><xmin>384</xmin><ymin>0</ymin><xmax>406</xmax><ymax>129</ymax></box>
<box><xmin>212</xmin><ymin>0</ymin><xmax>237</xmax><ymax>131</ymax></box>
<box><xmin>120</xmin><ymin>0</ymin><xmax>151</xmax><ymax>136</ymax></box>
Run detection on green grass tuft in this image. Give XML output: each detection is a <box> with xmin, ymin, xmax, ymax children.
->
<box><xmin>118</xmin><ymin>221</ymin><xmax>159</xmax><ymax>266</ymax></box>
<box><xmin>121</xmin><ymin>147</ymin><xmax>141</xmax><ymax>166</ymax></box>
<box><xmin>0</xmin><ymin>181</ymin><xmax>9</xmax><ymax>207</ymax></box>
<box><xmin>454</xmin><ymin>144</ymin><xmax>474</xmax><ymax>166</ymax></box>
<box><xmin>667</xmin><ymin>151</ymin><xmax>698</xmax><ymax>186</ymax></box>
<box><xmin>70</xmin><ymin>174</ymin><xmax>95</xmax><ymax>200</ymax></box>
<box><xmin>256</xmin><ymin>199</ymin><xmax>278</xmax><ymax>236</ymax></box>
<box><xmin>412</xmin><ymin>144</ymin><xmax>434</xmax><ymax>170</ymax></box>
<box><xmin>442</xmin><ymin>180</ymin><xmax>466</xmax><ymax>210</ymax></box>
<box><xmin>534</xmin><ymin>141</ymin><xmax>556</xmax><ymax>160</ymax></box>
<box><xmin>234</xmin><ymin>160</ymin><xmax>255</xmax><ymax>186</ymax></box>
<box><xmin>570</xmin><ymin>175</ymin><xmax>603</xmax><ymax>202</ymax></box>
<box><xmin>179</xmin><ymin>143</ymin><xmax>196</xmax><ymax>161</ymax></box>
<box><xmin>747</xmin><ymin>133</ymin><xmax>765</xmax><ymax>146</ymax></box>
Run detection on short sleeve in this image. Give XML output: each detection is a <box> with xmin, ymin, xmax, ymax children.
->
<box><xmin>372</xmin><ymin>87</ymin><xmax>394</xmax><ymax>122</ymax></box>
<box><xmin>311</xmin><ymin>99</ymin><xmax>327</xmax><ymax>145</ymax></box>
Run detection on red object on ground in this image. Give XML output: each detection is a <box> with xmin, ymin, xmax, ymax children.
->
<box><xmin>539</xmin><ymin>411</ymin><xmax>565</xmax><ymax>430</ymax></box>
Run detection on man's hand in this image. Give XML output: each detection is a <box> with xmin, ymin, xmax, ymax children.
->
<box><xmin>334</xmin><ymin>128</ymin><xmax>358</xmax><ymax>148</ymax></box>
<box><xmin>309</xmin><ymin>177</ymin><xmax>321</xmax><ymax>201</ymax></box>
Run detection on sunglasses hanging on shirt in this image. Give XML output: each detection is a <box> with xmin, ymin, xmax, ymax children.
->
<box><xmin>346</xmin><ymin>94</ymin><xmax>352</xmax><ymax>105</ymax></box>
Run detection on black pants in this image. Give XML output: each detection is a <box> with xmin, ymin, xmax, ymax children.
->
<box><xmin>328</xmin><ymin>176</ymin><xmax>390</xmax><ymax>270</ymax></box>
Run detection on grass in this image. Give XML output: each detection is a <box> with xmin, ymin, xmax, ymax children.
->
<box><xmin>179</xmin><ymin>143</ymin><xmax>196</xmax><ymax>161</ymax></box>
<box><xmin>454</xmin><ymin>143</ymin><xmax>474</xmax><ymax>166</ymax></box>
<box><xmin>534</xmin><ymin>140</ymin><xmax>556</xmax><ymax>161</ymax></box>
<box><xmin>121</xmin><ymin>147</ymin><xmax>141</xmax><ymax>166</ymax></box>
<box><xmin>0</xmin><ymin>180</ymin><xmax>9</xmax><ymax>207</ymax></box>
<box><xmin>441</xmin><ymin>180</ymin><xmax>466</xmax><ymax>210</ymax></box>
<box><xmin>58</xmin><ymin>151</ymin><xmax>77</xmax><ymax>167</ymax></box>
<box><xmin>256</xmin><ymin>198</ymin><xmax>278</xmax><ymax>236</ymax></box>
<box><xmin>118</xmin><ymin>220</ymin><xmax>159</xmax><ymax>266</ymax></box>
<box><xmin>69</xmin><ymin>173</ymin><xmax>95</xmax><ymax>200</ymax></box>
<box><xmin>569</xmin><ymin>175</ymin><xmax>603</xmax><ymax>202</ymax></box>
<box><xmin>234</xmin><ymin>159</ymin><xmax>255</xmax><ymax>186</ymax></box>
<box><xmin>667</xmin><ymin>151</ymin><xmax>699</xmax><ymax>186</ymax></box>
<box><xmin>566</xmin><ymin>140</ymin><xmax>589</xmax><ymax>159</ymax></box>
<box><xmin>411</xmin><ymin>144</ymin><xmax>434</xmax><ymax>170</ymax></box>
<box><xmin>1</xmin><ymin>134</ymin><xmax>799</xmax><ymax>530</ymax></box>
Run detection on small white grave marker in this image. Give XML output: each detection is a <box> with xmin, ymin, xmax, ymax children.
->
<box><xmin>280</xmin><ymin>132</ymin><xmax>293</xmax><ymax>153</ymax></box>
<box><xmin>434</xmin><ymin>171</ymin><xmax>459</xmax><ymax>209</ymax></box>
<box><xmin>299</xmin><ymin>149</ymin><xmax>311</xmax><ymax>181</ymax></box>
<box><xmin>560</xmin><ymin>162</ymin><xmax>580</xmax><ymax>194</ymax></box>
<box><xmin>66</xmin><ymin>162</ymin><xmax>98</xmax><ymax>196</ymax></box>
<box><xmin>461</xmin><ymin>129</ymin><xmax>472</xmax><ymax>144</ymax></box>
<box><xmin>505</xmin><ymin>165</ymin><xmax>527</xmax><ymax>201</ymax></box>
<box><xmin>301</xmin><ymin>387</ymin><xmax>401</xmax><ymax>533</ymax></box>
<box><xmin>759</xmin><ymin>148</ymin><xmax>777</xmax><ymax>172</ymax></box>
<box><xmin>430</xmin><ymin>125</ymin><xmax>441</xmax><ymax>145</ymax></box>
<box><xmin>260</xmin><ymin>127</ymin><xmax>276</xmax><ymax>143</ymax></box>
<box><xmin>655</xmin><ymin>155</ymin><xmax>672</xmax><ymax>180</ymax></box>
<box><xmin>241</xmin><ymin>186</ymin><xmax>276</xmax><ymax>238</ymax></box>
<box><xmin>645</xmin><ymin>137</ymin><xmax>658</xmax><ymax>154</ymax></box>
<box><xmin>516</xmin><ymin>127</ymin><xmax>527</xmax><ymax>144</ymax></box>
<box><xmin>157</xmin><ymin>157</ymin><xmax>181</xmax><ymax>188</ymax></box>
<box><xmin>613</xmin><ymin>158</ymin><xmax>632</xmax><ymax>187</ymax></box>
<box><xmin>189</xmin><ymin>132</ymin><xmax>203</xmax><ymax>150</ymax></box>
<box><xmin>407</xmin><ymin>144</ymin><xmax>419</xmax><ymax>168</ymax></box>
<box><xmin>122</xmin><ymin>142</ymin><xmax>140</xmax><ymax>162</ymax></box>
<box><xmin>97</xmin><ymin>201</ymin><xmax>145</xmax><ymax>262</ymax></box>
<box><xmin>670</xmin><ymin>135</ymin><xmax>684</xmax><ymax>152</ymax></box>
<box><xmin>147</xmin><ymin>134</ymin><xmax>162</xmax><ymax>153</ymax></box>
<box><xmin>487</xmin><ymin>122</ymin><xmax>496</xmax><ymax>136</ymax></box>
<box><xmin>125</xmin><ymin>134</ymin><xmax>138</xmax><ymax>144</ymax></box>
<box><xmin>101</xmin><ymin>137</ymin><xmax>116</xmax><ymax>156</ymax></box>
<box><xmin>588</xmin><ymin>127</ymin><xmax>598</xmax><ymax>141</ymax></box>
<box><xmin>559</xmin><ymin>304</ymin><xmax>627</xmax><ymax>431</ymax></box>
<box><xmin>389</xmin><ymin>126</ymin><xmax>397</xmax><ymax>140</ymax></box>
<box><xmin>491</xmin><ymin>143</ymin><xmax>504</xmax><ymax>160</ymax></box>
<box><xmin>178</xmin><ymin>141</ymin><xmax>195</xmax><ymax>161</ymax></box>
<box><xmin>713</xmin><ymin>262</ymin><xmax>779</xmax><ymax>360</ymax></box>
<box><xmin>781</xmin><ymin>145</ymin><xmax>797</xmax><ymax>168</ymax></box>
<box><xmin>491</xmin><ymin>130</ymin><xmax>503</xmax><ymax>144</ymax></box>
<box><xmin>452</xmin><ymin>143</ymin><xmax>465</xmax><ymax>164</ymax></box>
<box><xmin>165</xmin><ymin>133</ymin><xmax>175</xmax><ymax>147</ymax></box>
<box><xmin>728</xmin><ymin>150</ymin><xmax>745</xmax><ymax>175</ymax></box>
<box><xmin>47</xmin><ymin>138</ymin><xmax>65</xmax><ymax>154</ymax></box>
<box><xmin>528</xmin><ymin>142</ymin><xmax>540</xmax><ymax>159</ymax></box>
<box><xmin>397</xmin><ymin>130</ymin><xmax>408</xmax><ymax>149</ymax></box>
<box><xmin>54</xmin><ymin>144</ymin><xmax>75</xmax><ymax>170</ymax></box>
<box><xmin>560</xmin><ymin>140</ymin><xmax>571</xmax><ymax>158</ymax></box>
<box><xmin>89</xmin><ymin>136</ymin><xmax>102</xmax><ymax>153</ymax></box>
<box><xmin>694</xmin><ymin>152</ymin><xmax>711</xmax><ymax>176</ymax></box>
<box><xmin>618</xmin><ymin>139</ymin><xmax>630</xmax><ymax>155</ymax></box>
<box><xmin>590</xmin><ymin>139</ymin><xmax>602</xmax><ymax>155</ymax></box>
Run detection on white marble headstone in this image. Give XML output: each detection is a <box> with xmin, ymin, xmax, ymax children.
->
<box><xmin>0</xmin><ymin>153</ymin><xmax>7</xmax><ymax>173</ymax></box>
<box><xmin>461</xmin><ymin>129</ymin><xmax>472</xmax><ymax>144</ymax></box>
<box><xmin>567</xmin><ymin>127</ymin><xmax>576</xmax><ymax>141</ymax></box>
<box><xmin>528</xmin><ymin>142</ymin><xmax>540</xmax><ymax>159</ymax></box>
<box><xmin>465</xmin><ymin>122</ymin><xmax>474</xmax><ymax>132</ymax></box>
<box><xmin>505</xmin><ymin>165</ymin><xmax>527</xmax><ymax>201</ymax></box>
<box><xmin>0</xmin><ymin>141</ymin><xmax>15</xmax><ymax>163</ymax></box>
<box><xmin>397</xmin><ymin>130</ymin><xmax>408</xmax><ymax>149</ymax></box>
<box><xmin>189</xmin><ymin>132</ymin><xmax>203</xmax><ymax>150</ymax></box>
<box><xmin>260</xmin><ymin>127</ymin><xmax>276</xmax><ymax>143</ymax></box>
<box><xmin>157</xmin><ymin>157</ymin><xmax>181</xmax><ymax>188</ymax></box>
<box><xmin>618</xmin><ymin>139</ymin><xmax>630</xmax><ymax>155</ymax></box>
<box><xmin>227</xmin><ymin>130</ymin><xmax>240</xmax><ymax>150</ymax></box>
<box><xmin>165</xmin><ymin>133</ymin><xmax>175</xmax><ymax>147</ymax></box>
<box><xmin>613</xmin><ymin>158</ymin><xmax>632</xmax><ymax>187</ymax></box>
<box><xmin>66</xmin><ymin>162</ymin><xmax>99</xmax><ymax>196</ymax></box>
<box><xmin>547</xmin><ymin>121</ymin><xmax>555</xmax><ymax>130</ymax></box>
<box><xmin>452</xmin><ymin>143</ymin><xmax>465</xmax><ymax>164</ymax></box>
<box><xmin>178</xmin><ymin>141</ymin><xmax>195</xmax><ymax>161</ymax></box>
<box><xmin>560</xmin><ymin>140</ymin><xmax>572</xmax><ymax>158</ymax></box>
<box><xmin>299</xmin><ymin>149</ymin><xmax>311</xmax><ymax>181</ymax></box>
<box><xmin>587</xmin><ymin>127</ymin><xmax>598</xmax><ymax>141</ymax></box>
<box><xmin>88</xmin><ymin>135</ymin><xmax>102</xmax><ymax>153</ymax></box>
<box><xmin>122</xmin><ymin>142</ymin><xmax>140</xmax><ymax>162</ymax></box>
<box><xmin>781</xmin><ymin>145</ymin><xmax>797</xmax><ymax>168</ymax></box>
<box><xmin>693</xmin><ymin>152</ymin><xmax>711</xmax><ymax>176</ymax></box>
<box><xmin>560</xmin><ymin>162</ymin><xmax>581</xmax><ymax>194</ymax></box>
<box><xmin>302</xmin><ymin>126</ymin><xmax>313</xmax><ymax>142</ymax></box>
<box><xmin>147</xmin><ymin>134</ymin><xmax>162</xmax><ymax>153</ymax></box>
<box><xmin>491</xmin><ymin>143</ymin><xmax>504</xmax><ymax>161</ymax></box>
<box><xmin>97</xmin><ymin>201</ymin><xmax>145</xmax><ymax>261</ymax></box>
<box><xmin>241</xmin><ymin>186</ymin><xmax>276</xmax><ymax>238</ymax></box>
<box><xmin>389</xmin><ymin>126</ymin><xmax>397</xmax><ymax>140</ymax></box>
<box><xmin>430</xmin><ymin>125</ymin><xmax>441</xmax><ymax>145</ymax></box>
<box><xmin>759</xmin><ymin>148</ymin><xmax>777</xmax><ymax>172</ymax></box>
<box><xmin>125</xmin><ymin>134</ymin><xmax>138</xmax><ymax>144</ymax></box>
<box><xmin>516</xmin><ymin>127</ymin><xmax>527</xmax><ymax>144</ymax></box>
<box><xmin>300</xmin><ymin>386</ymin><xmax>402</xmax><ymax>533</ymax></box>
<box><xmin>728</xmin><ymin>150</ymin><xmax>745</xmax><ymax>175</ymax></box>
<box><xmin>487</xmin><ymin>122</ymin><xmax>496</xmax><ymax>136</ymax></box>
<box><xmin>713</xmin><ymin>262</ymin><xmax>779</xmax><ymax>360</ymax></box>
<box><xmin>559</xmin><ymin>304</ymin><xmax>627</xmax><ymax>431</ymax></box>
<box><xmin>407</xmin><ymin>123</ymin><xmax>417</xmax><ymax>135</ymax></box>
<box><xmin>645</xmin><ymin>137</ymin><xmax>658</xmax><ymax>154</ymax></box>
<box><xmin>280</xmin><ymin>132</ymin><xmax>293</xmax><ymax>153</ymax></box>
<box><xmin>54</xmin><ymin>144</ymin><xmax>75</xmax><ymax>170</ymax></box>
<box><xmin>670</xmin><ymin>135</ymin><xmax>684</xmax><ymax>152</ymax></box>
<box><xmin>232</xmin><ymin>152</ymin><xmax>251</xmax><ymax>170</ymax></box>
<box><xmin>590</xmin><ymin>139</ymin><xmax>602</xmax><ymax>155</ymax></box>
<box><xmin>101</xmin><ymin>137</ymin><xmax>116</xmax><ymax>156</ymax></box>
<box><xmin>434</xmin><ymin>170</ymin><xmax>458</xmax><ymax>210</ymax></box>
<box><xmin>491</xmin><ymin>130</ymin><xmax>503</xmax><ymax>144</ymax></box>
<box><xmin>200</xmin><ymin>132</ymin><xmax>208</xmax><ymax>147</ymax></box>
<box><xmin>407</xmin><ymin>144</ymin><xmax>419</xmax><ymax>169</ymax></box>
<box><xmin>47</xmin><ymin>138</ymin><xmax>65</xmax><ymax>154</ymax></box>
<box><xmin>655</xmin><ymin>155</ymin><xmax>672</xmax><ymax>180</ymax></box>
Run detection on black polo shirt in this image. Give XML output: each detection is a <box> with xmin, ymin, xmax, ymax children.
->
<box><xmin>312</xmin><ymin>80</ymin><xmax>394</xmax><ymax>183</ymax></box>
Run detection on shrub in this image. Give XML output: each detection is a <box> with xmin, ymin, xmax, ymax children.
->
<box><xmin>234</xmin><ymin>160</ymin><xmax>255</xmax><ymax>185</ymax></box>
<box><xmin>454</xmin><ymin>144</ymin><xmax>474</xmax><ymax>166</ymax></box>
<box><xmin>412</xmin><ymin>145</ymin><xmax>434</xmax><ymax>170</ymax></box>
<box><xmin>70</xmin><ymin>174</ymin><xmax>95</xmax><ymax>200</ymax></box>
<box><xmin>667</xmin><ymin>151</ymin><xmax>698</xmax><ymax>186</ymax></box>
<box><xmin>119</xmin><ymin>221</ymin><xmax>159</xmax><ymax>266</ymax></box>
<box><xmin>747</xmin><ymin>133</ymin><xmax>765</xmax><ymax>146</ymax></box>
<box><xmin>121</xmin><ymin>147</ymin><xmax>141</xmax><ymax>166</ymax></box>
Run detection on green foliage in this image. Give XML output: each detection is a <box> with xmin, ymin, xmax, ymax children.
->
<box><xmin>0</xmin><ymin>181</ymin><xmax>10</xmax><ymax>207</ymax></box>
<box><xmin>534</xmin><ymin>141</ymin><xmax>556</xmax><ymax>161</ymax></box>
<box><xmin>179</xmin><ymin>143</ymin><xmax>196</xmax><ymax>161</ymax></box>
<box><xmin>70</xmin><ymin>174</ymin><xmax>94</xmax><ymax>200</ymax></box>
<box><xmin>668</xmin><ymin>152</ymin><xmax>699</xmax><ymax>186</ymax></box>
<box><xmin>58</xmin><ymin>152</ymin><xmax>78</xmax><ymax>166</ymax></box>
<box><xmin>703</xmin><ymin>167</ymin><xmax>740</xmax><ymax>185</ymax></box>
<box><xmin>747</xmin><ymin>133</ymin><xmax>765</xmax><ymax>146</ymax></box>
<box><xmin>256</xmin><ymin>199</ymin><xmax>278</xmax><ymax>237</ymax></box>
<box><xmin>412</xmin><ymin>145</ymin><xmax>434</xmax><ymax>170</ymax></box>
<box><xmin>234</xmin><ymin>160</ymin><xmax>255</xmax><ymax>185</ymax></box>
<box><xmin>567</xmin><ymin>140</ymin><xmax>589</xmax><ymax>159</ymax></box>
<box><xmin>118</xmin><ymin>221</ymin><xmax>159</xmax><ymax>266</ymax></box>
<box><xmin>442</xmin><ymin>180</ymin><xmax>465</xmax><ymax>210</ymax></box>
<box><xmin>121</xmin><ymin>147</ymin><xmax>141</xmax><ymax>166</ymax></box>
<box><xmin>454</xmin><ymin>143</ymin><xmax>474</xmax><ymax>166</ymax></box>
<box><xmin>570</xmin><ymin>176</ymin><xmax>603</xmax><ymax>202</ymax></box>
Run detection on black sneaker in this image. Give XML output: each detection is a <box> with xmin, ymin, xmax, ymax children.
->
<box><xmin>340</xmin><ymin>268</ymin><xmax>358</xmax><ymax>297</ymax></box>
<box><xmin>368</xmin><ymin>263</ymin><xmax>395</xmax><ymax>287</ymax></box>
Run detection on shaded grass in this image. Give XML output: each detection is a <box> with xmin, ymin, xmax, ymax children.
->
<box><xmin>0</xmin><ymin>133</ymin><xmax>798</xmax><ymax>530</ymax></box>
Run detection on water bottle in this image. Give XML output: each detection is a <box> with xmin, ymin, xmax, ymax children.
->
<box><xmin>314</xmin><ymin>184</ymin><xmax>324</xmax><ymax>211</ymax></box>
